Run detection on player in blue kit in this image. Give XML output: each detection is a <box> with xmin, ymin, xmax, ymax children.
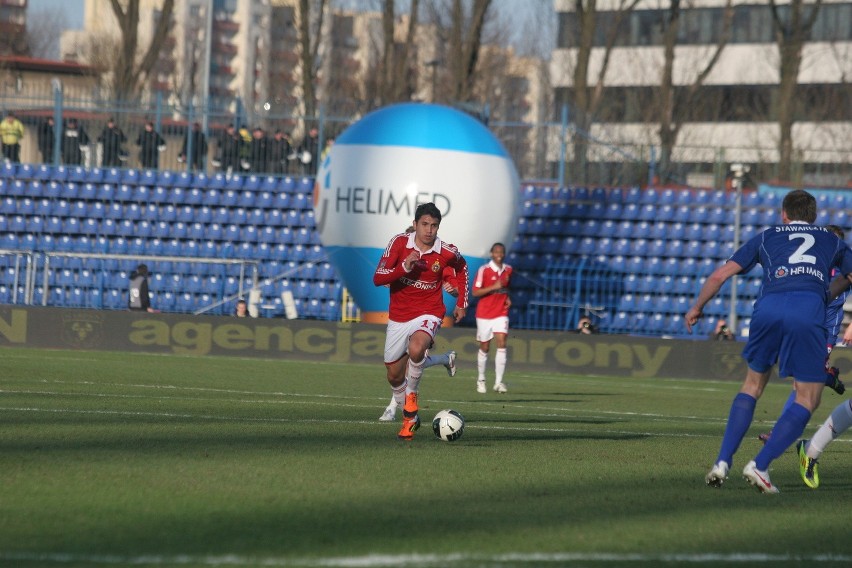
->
<box><xmin>685</xmin><ymin>190</ymin><xmax>852</xmax><ymax>493</ymax></box>
<box><xmin>757</xmin><ymin>224</ymin><xmax>850</xmax><ymax>443</ymax></box>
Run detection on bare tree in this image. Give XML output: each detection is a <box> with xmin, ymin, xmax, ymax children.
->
<box><xmin>448</xmin><ymin>0</ymin><xmax>492</xmax><ymax>102</ymax></box>
<box><xmin>655</xmin><ymin>0</ymin><xmax>732</xmax><ymax>184</ymax></box>
<box><xmin>568</xmin><ymin>0</ymin><xmax>639</xmax><ymax>185</ymax></box>
<box><xmin>109</xmin><ymin>0</ymin><xmax>176</xmax><ymax>102</ymax></box>
<box><xmin>769</xmin><ymin>0</ymin><xmax>823</xmax><ymax>183</ymax></box>
<box><xmin>376</xmin><ymin>0</ymin><xmax>421</xmax><ymax>105</ymax></box>
<box><xmin>297</xmin><ymin>0</ymin><xmax>329</xmax><ymax>119</ymax></box>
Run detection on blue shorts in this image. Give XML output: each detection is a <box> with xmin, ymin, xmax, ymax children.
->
<box><xmin>742</xmin><ymin>291</ymin><xmax>828</xmax><ymax>382</ymax></box>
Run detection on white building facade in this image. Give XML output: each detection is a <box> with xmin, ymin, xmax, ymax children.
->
<box><xmin>550</xmin><ymin>0</ymin><xmax>852</xmax><ymax>187</ymax></box>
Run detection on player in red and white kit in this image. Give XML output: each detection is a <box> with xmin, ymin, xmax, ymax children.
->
<box><xmin>473</xmin><ymin>242</ymin><xmax>511</xmax><ymax>393</ymax></box>
<box><xmin>378</xmin><ymin>262</ymin><xmax>461</xmax><ymax>422</ymax></box>
<box><xmin>373</xmin><ymin>202</ymin><xmax>469</xmax><ymax>439</ymax></box>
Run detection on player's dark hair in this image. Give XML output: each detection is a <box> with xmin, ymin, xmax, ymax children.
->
<box><xmin>782</xmin><ymin>189</ymin><xmax>817</xmax><ymax>223</ymax></box>
<box><xmin>414</xmin><ymin>202</ymin><xmax>442</xmax><ymax>223</ymax></box>
<box><xmin>826</xmin><ymin>224</ymin><xmax>845</xmax><ymax>239</ymax></box>
<box><xmin>491</xmin><ymin>242</ymin><xmax>505</xmax><ymax>252</ymax></box>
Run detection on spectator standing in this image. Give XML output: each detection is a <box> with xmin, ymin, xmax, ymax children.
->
<box><xmin>214</xmin><ymin>124</ymin><xmax>241</xmax><ymax>173</ymax></box>
<box><xmin>98</xmin><ymin>118</ymin><xmax>127</xmax><ymax>168</ymax></box>
<box><xmin>61</xmin><ymin>118</ymin><xmax>90</xmax><ymax>166</ymax></box>
<box><xmin>268</xmin><ymin>130</ymin><xmax>292</xmax><ymax>174</ymax></box>
<box><xmin>297</xmin><ymin>127</ymin><xmax>320</xmax><ymax>175</ymax></box>
<box><xmin>128</xmin><ymin>264</ymin><xmax>157</xmax><ymax>313</ymax></box>
<box><xmin>248</xmin><ymin>127</ymin><xmax>269</xmax><ymax>173</ymax></box>
<box><xmin>136</xmin><ymin>121</ymin><xmax>165</xmax><ymax>170</ymax></box>
<box><xmin>178</xmin><ymin>122</ymin><xmax>208</xmax><ymax>172</ymax></box>
<box><xmin>1</xmin><ymin>112</ymin><xmax>25</xmax><ymax>163</ymax></box>
<box><xmin>37</xmin><ymin>116</ymin><xmax>55</xmax><ymax>163</ymax></box>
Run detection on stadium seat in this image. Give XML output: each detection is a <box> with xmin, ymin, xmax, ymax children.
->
<box><xmin>210</xmin><ymin>172</ymin><xmax>227</xmax><ymax>190</ymax></box>
<box><xmin>119</xmin><ymin>168</ymin><xmax>138</xmax><ymax>185</ymax></box>
<box><xmin>221</xmin><ymin>189</ymin><xmax>239</xmax><ymax>207</ymax></box>
<box><xmin>191</xmin><ymin>172</ymin><xmax>209</xmax><ymax>189</ymax></box>
<box><xmin>226</xmin><ymin>174</ymin><xmax>244</xmax><ymax>191</ymax></box>
<box><xmin>136</xmin><ymin>169</ymin><xmax>155</xmax><ymax>187</ymax></box>
<box><xmin>195</xmin><ymin>206</ymin><xmax>212</xmax><ymax>223</ymax></box>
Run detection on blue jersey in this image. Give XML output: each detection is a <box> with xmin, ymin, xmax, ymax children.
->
<box><xmin>733</xmin><ymin>221</ymin><xmax>852</xmax><ymax>381</ymax></box>
<box><xmin>730</xmin><ymin>221</ymin><xmax>852</xmax><ymax>301</ymax></box>
<box><xmin>826</xmin><ymin>268</ymin><xmax>849</xmax><ymax>346</ymax></box>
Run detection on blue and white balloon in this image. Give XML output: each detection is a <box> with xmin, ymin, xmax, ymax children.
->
<box><xmin>314</xmin><ymin>103</ymin><xmax>520</xmax><ymax>322</ymax></box>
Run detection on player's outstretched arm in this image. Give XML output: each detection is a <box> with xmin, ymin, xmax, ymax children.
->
<box><xmin>685</xmin><ymin>261</ymin><xmax>742</xmax><ymax>333</ymax></box>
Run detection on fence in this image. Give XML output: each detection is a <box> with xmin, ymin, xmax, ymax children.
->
<box><xmin>1</xmin><ymin>90</ymin><xmax>849</xmax><ymax>188</ymax></box>
<box><xmin>522</xmin><ymin>258</ymin><xmax>624</xmax><ymax>332</ymax></box>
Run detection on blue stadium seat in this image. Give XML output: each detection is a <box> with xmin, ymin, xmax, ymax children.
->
<box><xmin>174</xmin><ymin>205</ymin><xmax>193</xmax><ymax>223</ymax></box>
<box><xmin>578</xmin><ymin>237</ymin><xmax>595</xmax><ymax>255</ymax></box>
<box><xmin>291</xmin><ymin>193</ymin><xmax>310</xmax><ymax>210</ymax></box>
<box><xmin>223</xmin><ymin>224</ymin><xmax>240</xmax><ymax>242</ymax></box>
<box><xmin>210</xmin><ymin>172</ymin><xmax>227</xmax><ymax>189</ymax></box>
<box><xmin>241</xmin><ymin>225</ymin><xmax>258</xmax><ymax>242</ymax></box>
<box><xmin>182</xmin><ymin>187</ymin><xmax>202</xmax><ymax>205</ymax></box>
<box><xmin>120</xmin><ymin>168</ymin><xmax>139</xmax><ymax>185</ymax></box>
<box><xmin>192</xmin><ymin>172</ymin><xmax>209</xmax><ymax>189</ymax></box>
<box><xmin>212</xmin><ymin>206</ymin><xmax>229</xmax><ymax>225</ymax></box>
<box><xmin>226</xmin><ymin>174</ymin><xmax>244</xmax><ymax>191</ymax></box>
<box><xmin>256</xmin><ymin>191</ymin><xmax>273</xmax><ymax>209</ymax></box>
<box><xmin>273</xmin><ymin>192</ymin><xmax>291</xmax><ymax>209</ymax></box>
<box><xmin>170</xmin><ymin>222</ymin><xmax>188</xmax><ymax>239</ymax></box>
<box><xmin>247</xmin><ymin>208</ymin><xmax>265</xmax><ymax>226</ymax></box>
<box><xmin>172</xmin><ymin>171</ymin><xmax>191</xmax><ymax>188</ymax></box>
<box><xmin>35</xmin><ymin>164</ymin><xmax>53</xmax><ymax>181</ymax></box>
<box><xmin>195</xmin><ymin>206</ymin><xmax>212</xmax><ymax>223</ymax></box>
<box><xmin>669</xmin><ymin>205</ymin><xmax>689</xmax><ymax>224</ymax></box>
<box><xmin>116</xmin><ymin>184</ymin><xmax>133</xmax><ymax>202</ymax></box>
<box><xmin>175</xmin><ymin>293</ymin><xmax>195</xmax><ymax>312</ymax></box>
<box><xmin>187</xmin><ymin>222</ymin><xmax>205</xmax><ymax>240</ymax></box>
<box><xmin>136</xmin><ymin>170</ymin><xmax>157</xmax><ymax>187</ymax></box>
<box><xmin>204</xmin><ymin>223</ymin><xmax>222</xmax><ymax>241</ymax></box>
<box><xmin>221</xmin><ymin>189</ymin><xmax>239</xmax><ymax>207</ymax></box>
<box><xmin>639</xmin><ymin>189</ymin><xmax>658</xmax><ymax>205</ymax></box>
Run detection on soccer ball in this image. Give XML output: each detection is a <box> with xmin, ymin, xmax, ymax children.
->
<box><xmin>432</xmin><ymin>409</ymin><xmax>465</xmax><ymax>442</ymax></box>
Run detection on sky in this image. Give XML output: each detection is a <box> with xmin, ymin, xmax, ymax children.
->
<box><xmin>29</xmin><ymin>0</ymin><xmax>84</xmax><ymax>28</ymax></box>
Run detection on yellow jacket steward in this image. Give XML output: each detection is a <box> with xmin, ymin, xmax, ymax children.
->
<box><xmin>1</xmin><ymin>117</ymin><xmax>25</xmax><ymax>145</ymax></box>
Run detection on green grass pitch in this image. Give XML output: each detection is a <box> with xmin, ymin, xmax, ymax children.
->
<box><xmin>1</xmin><ymin>346</ymin><xmax>852</xmax><ymax>567</ymax></box>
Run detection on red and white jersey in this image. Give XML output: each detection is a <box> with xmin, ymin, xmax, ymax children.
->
<box><xmin>373</xmin><ymin>232</ymin><xmax>469</xmax><ymax>322</ymax></box>
<box><xmin>473</xmin><ymin>260</ymin><xmax>512</xmax><ymax>319</ymax></box>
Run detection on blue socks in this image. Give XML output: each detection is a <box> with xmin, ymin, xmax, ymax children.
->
<box><xmin>755</xmin><ymin>403</ymin><xmax>811</xmax><ymax>470</ymax></box>
<box><xmin>718</xmin><ymin>393</ymin><xmax>756</xmax><ymax>466</ymax></box>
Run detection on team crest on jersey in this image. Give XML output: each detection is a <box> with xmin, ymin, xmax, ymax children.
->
<box><xmin>775</xmin><ymin>266</ymin><xmax>788</xmax><ymax>278</ymax></box>
<box><xmin>431</xmin><ymin>260</ymin><xmax>441</xmax><ymax>272</ymax></box>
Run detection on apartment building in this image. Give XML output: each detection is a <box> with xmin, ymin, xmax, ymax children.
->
<box><xmin>550</xmin><ymin>0</ymin><xmax>852</xmax><ymax>186</ymax></box>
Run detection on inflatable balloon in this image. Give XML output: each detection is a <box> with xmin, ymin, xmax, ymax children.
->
<box><xmin>314</xmin><ymin>103</ymin><xmax>520</xmax><ymax>323</ymax></box>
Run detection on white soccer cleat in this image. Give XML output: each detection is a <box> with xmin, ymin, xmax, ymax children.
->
<box><xmin>705</xmin><ymin>460</ymin><xmax>729</xmax><ymax>488</ymax></box>
<box><xmin>493</xmin><ymin>382</ymin><xmax>507</xmax><ymax>393</ymax></box>
<box><xmin>444</xmin><ymin>351</ymin><xmax>457</xmax><ymax>377</ymax></box>
<box><xmin>742</xmin><ymin>460</ymin><xmax>779</xmax><ymax>494</ymax></box>
<box><xmin>476</xmin><ymin>380</ymin><xmax>486</xmax><ymax>394</ymax></box>
<box><xmin>379</xmin><ymin>403</ymin><xmax>398</xmax><ymax>422</ymax></box>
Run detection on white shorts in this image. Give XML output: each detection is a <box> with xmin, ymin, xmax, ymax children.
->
<box><xmin>476</xmin><ymin>316</ymin><xmax>509</xmax><ymax>342</ymax></box>
<box><xmin>384</xmin><ymin>315</ymin><xmax>443</xmax><ymax>364</ymax></box>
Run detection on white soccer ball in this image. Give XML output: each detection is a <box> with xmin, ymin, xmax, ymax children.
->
<box><xmin>432</xmin><ymin>409</ymin><xmax>465</xmax><ymax>442</ymax></box>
